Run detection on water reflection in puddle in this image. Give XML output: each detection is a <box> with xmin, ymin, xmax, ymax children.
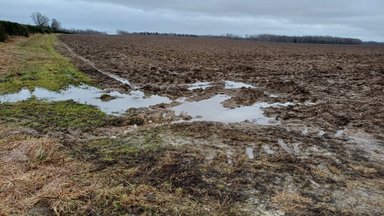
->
<box><xmin>0</xmin><ymin>89</ymin><xmax>32</xmax><ymax>103</ymax></box>
<box><xmin>0</xmin><ymin>85</ymin><xmax>171</xmax><ymax>115</ymax></box>
<box><xmin>103</xmin><ymin>72</ymin><xmax>131</xmax><ymax>86</ymax></box>
<box><xmin>262</xmin><ymin>145</ymin><xmax>274</xmax><ymax>155</ymax></box>
<box><xmin>187</xmin><ymin>80</ymin><xmax>255</xmax><ymax>90</ymax></box>
<box><xmin>187</xmin><ymin>82</ymin><xmax>212</xmax><ymax>90</ymax></box>
<box><xmin>172</xmin><ymin>94</ymin><xmax>293</xmax><ymax>124</ymax></box>
<box><xmin>246</xmin><ymin>147</ymin><xmax>255</xmax><ymax>159</ymax></box>
<box><xmin>224</xmin><ymin>81</ymin><xmax>255</xmax><ymax>89</ymax></box>
<box><xmin>1</xmin><ymin>81</ymin><xmax>293</xmax><ymax>124</ymax></box>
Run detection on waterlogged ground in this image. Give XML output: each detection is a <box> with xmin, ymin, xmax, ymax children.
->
<box><xmin>0</xmin><ymin>34</ymin><xmax>384</xmax><ymax>215</ymax></box>
<box><xmin>0</xmin><ymin>84</ymin><xmax>171</xmax><ymax>115</ymax></box>
<box><xmin>0</xmin><ymin>80</ymin><xmax>293</xmax><ymax>124</ymax></box>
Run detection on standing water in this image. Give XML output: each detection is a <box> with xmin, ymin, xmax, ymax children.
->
<box><xmin>172</xmin><ymin>94</ymin><xmax>293</xmax><ymax>124</ymax></box>
<box><xmin>1</xmin><ymin>81</ymin><xmax>293</xmax><ymax>124</ymax></box>
<box><xmin>0</xmin><ymin>85</ymin><xmax>171</xmax><ymax>115</ymax></box>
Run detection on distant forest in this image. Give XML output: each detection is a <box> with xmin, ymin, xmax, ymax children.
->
<box><xmin>244</xmin><ymin>34</ymin><xmax>363</xmax><ymax>45</ymax></box>
<box><xmin>1</xmin><ymin>17</ymin><xmax>382</xmax><ymax>45</ymax></box>
<box><xmin>116</xmin><ymin>30</ymin><xmax>383</xmax><ymax>45</ymax></box>
<box><xmin>117</xmin><ymin>30</ymin><xmax>198</xmax><ymax>38</ymax></box>
<box><xmin>65</xmin><ymin>29</ymin><xmax>107</xmax><ymax>35</ymax></box>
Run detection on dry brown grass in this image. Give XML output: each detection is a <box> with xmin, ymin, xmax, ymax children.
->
<box><xmin>349</xmin><ymin>164</ymin><xmax>378</xmax><ymax>175</ymax></box>
<box><xmin>0</xmin><ymin>123</ymin><xmax>247</xmax><ymax>215</ymax></box>
<box><xmin>0</xmin><ymin>36</ymin><xmax>27</xmax><ymax>76</ymax></box>
<box><xmin>271</xmin><ymin>191</ymin><xmax>312</xmax><ymax>213</ymax></box>
<box><xmin>0</xmin><ymin>124</ymin><xmax>96</xmax><ymax>215</ymax></box>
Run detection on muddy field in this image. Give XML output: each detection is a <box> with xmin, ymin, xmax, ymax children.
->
<box><xmin>56</xmin><ymin>35</ymin><xmax>384</xmax><ymax>215</ymax></box>
<box><xmin>2</xmin><ymin>34</ymin><xmax>383</xmax><ymax>215</ymax></box>
<box><xmin>59</xmin><ymin>34</ymin><xmax>384</xmax><ymax>129</ymax></box>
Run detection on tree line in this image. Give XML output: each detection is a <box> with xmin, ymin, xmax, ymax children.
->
<box><xmin>115</xmin><ymin>30</ymin><xmax>369</xmax><ymax>45</ymax></box>
<box><xmin>65</xmin><ymin>29</ymin><xmax>107</xmax><ymax>35</ymax></box>
<box><xmin>117</xmin><ymin>30</ymin><xmax>198</xmax><ymax>37</ymax></box>
<box><xmin>2</xmin><ymin>14</ymin><xmax>380</xmax><ymax>45</ymax></box>
<box><xmin>244</xmin><ymin>34</ymin><xmax>363</xmax><ymax>45</ymax></box>
<box><xmin>0</xmin><ymin>12</ymin><xmax>65</xmax><ymax>42</ymax></box>
<box><xmin>204</xmin><ymin>34</ymin><xmax>364</xmax><ymax>45</ymax></box>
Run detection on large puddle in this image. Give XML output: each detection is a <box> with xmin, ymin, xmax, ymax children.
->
<box><xmin>172</xmin><ymin>94</ymin><xmax>292</xmax><ymax>124</ymax></box>
<box><xmin>187</xmin><ymin>81</ymin><xmax>255</xmax><ymax>90</ymax></box>
<box><xmin>1</xmin><ymin>80</ymin><xmax>291</xmax><ymax>124</ymax></box>
<box><xmin>224</xmin><ymin>81</ymin><xmax>255</xmax><ymax>89</ymax></box>
<box><xmin>0</xmin><ymin>85</ymin><xmax>171</xmax><ymax>115</ymax></box>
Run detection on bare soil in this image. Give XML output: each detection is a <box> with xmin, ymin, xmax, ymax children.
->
<box><xmin>23</xmin><ymin>34</ymin><xmax>383</xmax><ymax>215</ymax></box>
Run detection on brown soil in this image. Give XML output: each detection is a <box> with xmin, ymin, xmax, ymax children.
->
<box><xmin>15</xmin><ymin>34</ymin><xmax>383</xmax><ymax>215</ymax></box>
<box><xmin>58</xmin><ymin>34</ymin><xmax>384</xmax><ymax>133</ymax></box>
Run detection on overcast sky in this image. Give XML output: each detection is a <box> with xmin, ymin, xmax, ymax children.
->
<box><xmin>1</xmin><ymin>0</ymin><xmax>383</xmax><ymax>41</ymax></box>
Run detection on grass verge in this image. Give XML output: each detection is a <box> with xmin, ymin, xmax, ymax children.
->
<box><xmin>0</xmin><ymin>99</ymin><xmax>115</xmax><ymax>132</ymax></box>
<box><xmin>0</xmin><ymin>34</ymin><xmax>93</xmax><ymax>94</ymax></box>
<box><xmin>0</xmin><ymin>34</ymin><xmax>115</xmax><ymax>133</ymax></box>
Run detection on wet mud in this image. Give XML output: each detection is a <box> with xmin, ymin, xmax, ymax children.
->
<box><xmin>53</xmin><ymin>34</ymin><xmax>384</xmax><ymax>215</ymax></box>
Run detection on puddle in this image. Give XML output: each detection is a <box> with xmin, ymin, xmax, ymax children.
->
<box><xmin>335</xmin><ymin>130</ymin><xmax>345</xmax><ymax>138</ymax></box>
<box><xmin>172</xmin><ymin>94</ymin><xmax>293</xmax><ymax>124</ymax></box>
<box><xmin>344</xmin><ymin>129</ymin><xmax>384</xmax><ymax>163</ymax></box>
<box><xmin>278</xmin><ymin>139</ymin><xmax>293</xmax><ymax>154</ymax></box>
<box><xmin>1</xmin><ymin>87</ymin><xmax>294</xmax><ymax>124</ymax></box>
<box><xmin>317</xmin><ymin>130</ymin><xmax>326</xmax><ymax>137</ymax></box>
<box><xmin>102</xmin><ymin>72</ymin><xmax>131</xmax><ymax>86</ymax></box>
<box><xmin>187</xmin><ymin>81</ymin><xmax>255</xmax><ymax>90</ymax></box>
<box><xmin>187</xmin><ymin>82</ymin><xmax>212</xmax><ymax>90</ymax></box>
<box><xmin>0</xmin><ymin>85</ymin><xmax>171</xmax><ymax>115</ymax></box>
<box><xmin>1</xmin><ymin>80</ymin><xmax>293</xmax><ymax>124</ymax></box>
<box><xmin>226</xmin><ymin>149</ymin><xmax>234</xmax><ymax>165</ymax></box>
<box><xmin>262</xmin><ymin>145</ymin><xmax>274</xmax><ymax>155</ymax></box>
<box><xmin>246</xmin><ymin>147</ymin><xmax>255</xmax><ymax>159</ymax></box>
<box><xmin>269</xmin><ymin>94</ymin><xmax>279</xmax><ymax>98</ymax></box>
<box><xmin>0</xmin><ymin>89</ymin><xmax>32</xmax><ymax>103</ymax></box>
<box><xmin>301</xmin><ymin>126</ymin><xmax>309</xmax><ymax>135</ymax></box>
<box><xmin>292</xmin><ymin>143</ymin><xmax>300</xmax><ymax>155</ymax></box>
<box><xmin>224</xmin><ymin>81</ymin><xmax>255</xmax><ymax>89</ymax></box>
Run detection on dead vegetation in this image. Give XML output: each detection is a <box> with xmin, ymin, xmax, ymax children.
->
<box><xmin>0</xmin><ymin>123</ymin><xmax>95</xmax><ymax>215</ymax></box>
<box><xmin>0</xmin><ymin>36</ymin><xmax>27</xmax><ymax>76</ymax></box>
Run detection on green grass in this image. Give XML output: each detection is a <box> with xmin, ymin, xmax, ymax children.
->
<box><xmin>0</xmin><ymin>99</ymin><xmax>114</xmax><ymax>132</ymax></box>
<box><xmin>0</xmin><ymin>34</ymin><xmax>110</xmax><ymax>132</ymax></box>
<box><xmin>0</xmin><ymin>34</ymin><xmax>93</xmax><ymax>94</ymax></box>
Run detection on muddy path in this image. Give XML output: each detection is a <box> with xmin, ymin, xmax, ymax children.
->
<box><xmin>55</xmin><ymin>39</ymin><xmax>132</xmax><ymax>92</ymax></box>
<box><xmin>53</xmin><ymin>34</ymin><xmax>384</xmax><ymax>215</ymax></box>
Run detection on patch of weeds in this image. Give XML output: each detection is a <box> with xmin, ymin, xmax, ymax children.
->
<box><xmin>0</xmin><ymin>34</ymin><xmax>93</xmax><ymax>94</ymax></box>
<box><xmin>124</xmin><ymin>109</ymin><xmax>145</xmax><ymax>125</ymax></box>
<box><xmin>100</xmin><ymin>93</ymin><xmax>117</xmax><ymax>102</ymax></box>
<box><xmin>0</xmin><ymin>99</ymin><xmax>114</xmax><ymax>132</ymax></box>
<box><xmin>83</xmin><ymin>128</ymin><xmax>165</xmax><ymax>166</ymax></box>
<box><xmin>125</xmin><ymin>115</ymin><xmax>145</xmax><ymax>126</ymax></box>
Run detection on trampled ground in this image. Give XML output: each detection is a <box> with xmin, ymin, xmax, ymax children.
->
<box><xmin>1</xmin><ymin>34</ymin><xmax>383</xmax><ymax>215</ymax></box>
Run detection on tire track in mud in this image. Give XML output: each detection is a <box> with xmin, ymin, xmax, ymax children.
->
<box><xmin>58</xmin><ymin>40</ymin><xmax>133</xmax><ymax>89</ymax></box>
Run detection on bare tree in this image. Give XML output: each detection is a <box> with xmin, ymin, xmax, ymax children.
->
<box><xmin>51</xmin><ymin>18</ymin><xmax>61</xmax><ymax>31</ymax></box>
<box><xmin>31</xmin><ymin>12</ymin><xmax>50</xmax><ymax>28</ymax></box>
